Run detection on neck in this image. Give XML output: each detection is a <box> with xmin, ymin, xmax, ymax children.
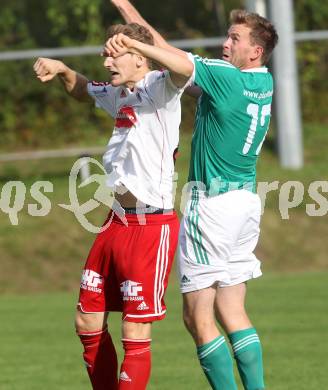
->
<box><xmin>241</xmin><ymin>59</ymin><xmax>263</xmax><ymax>70</ymax></box>
<box><xmin>125</xmin><ymin>81</ymin><xmax>136</xmax><ymax>90</ymax></box>
<box><xmin>124</xmin><ymin>68</ymin><xmax>150</xmax><ymax>89</ymax></box>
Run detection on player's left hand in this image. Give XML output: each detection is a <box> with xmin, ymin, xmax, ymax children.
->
<box><xmin>103</xmin><ymin>33</ymin><xmax>137</xmax><ymax>58</ymax></box>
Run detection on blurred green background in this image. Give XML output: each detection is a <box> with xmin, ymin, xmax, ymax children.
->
<box><xmin>0</xmin><ymin>0</ymin><xmax>327</xmax><ymax>389</ymax></box>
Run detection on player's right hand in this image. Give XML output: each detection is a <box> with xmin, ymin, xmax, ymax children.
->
<box><xmin>33</xmin><ymin>57</ymin><xmax>65</xmax><ymax>82</ymax></box>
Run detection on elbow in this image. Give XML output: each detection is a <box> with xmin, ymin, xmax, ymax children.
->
<box><xmin>70</xmin><ymin>82</ymin><xmax>89</xmax><ymax>102</ymax></box>
<box><xmin>184</xmin><ymin>61</ymin><xmax>194</xmax><ymax>78</ymax></box>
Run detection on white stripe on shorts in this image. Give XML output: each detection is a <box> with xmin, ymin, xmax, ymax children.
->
<box><xmin>158</xmin><ymin>225</ymin><xmax>170</xmax><ymax>313</ymax></box>
<box><xmin>154</xmin><ymin>225</ymin><xmax>169</xmax><ymax>314</ymax></box>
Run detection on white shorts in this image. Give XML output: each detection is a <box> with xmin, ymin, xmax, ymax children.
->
<box><xmin>178</xmin><ymin>189</ymin><xmax>262</xmax><ymax>292</ymax></box>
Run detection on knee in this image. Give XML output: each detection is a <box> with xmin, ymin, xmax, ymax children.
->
<box><xmin>75</xmin><ymin>311</ymin><xmax>89</xmax><ymax>333</ymax></box>
<box><xmin>216</xmin><ymin>304</ymin><xmax>251</xmax><ymax>334</ymax></box>
<box><xmin>75</xmin><ymin>310</ymin><xmax>105</xmax><ymax>334</ymax></box>
<box><xmin>183</xmin><ymin>308</ymin><xmax>205</xmax><ymax>339</ymax></box>
<box><xmin>122</xmin><ymin>321</ymin><xmax>152</xmax><ymax>340</ymax></box>
<box><xmin>183</xmin><ymin>308</ymin><xmax>218</xmax><ymax>345</ymax></box>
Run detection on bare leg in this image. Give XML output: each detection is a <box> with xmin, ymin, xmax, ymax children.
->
<box><xmin>183</xmin><ymin>286</ymin><xmax>237</xmax><ymax>390</ymax></box>
<box><xmin>183</xmin><ymin>285</ymin><xmax>219</xmax><ymax>346</ymax></box>
<box><xmin>215</xmin><ymin>283</ymin><xmax>265</xmax><ymax>390</ymax></box>
<box><xmin>75</xmin><ymin>310</ymin><xmax>108</xmax><ymax>333</ymax></box>
<box><xmin>215</xmin><ymin>282</ymin><xmax>252</xmax><ymax>334</ymax></box>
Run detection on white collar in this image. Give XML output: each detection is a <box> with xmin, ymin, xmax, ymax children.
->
<box><xmin>241</xmin><ymin>67</ymin><xmax>268</xmax><ymax>73</ymax></box>
<box><xmin>121</xmin><ymin>71</ymin><xmax>153</xmax><ymax>94</ymax></box>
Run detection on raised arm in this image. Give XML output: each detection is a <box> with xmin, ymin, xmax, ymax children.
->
<box><xmin>104</xmin><ymin>34</ymin><xmax>194</xmax><ymax>88</ymax></box>
<box><xmin>110</xmin><ymin>0</ymin><xmax>184</xmax><ymax>56</ymax></box>
<box><xmin>110</xmin><ymin>0</ymin><xmax>202</xmax><ymax>98</ymax></box>
<box><xmin>33</xmin><ymin>58</ymin><xmax>92</xmax><ymax>102</ymax></box>
<box><xmin>111</xmin><ymin>0</ymin><xmax>170</xmax><ymax>50</ymax></box>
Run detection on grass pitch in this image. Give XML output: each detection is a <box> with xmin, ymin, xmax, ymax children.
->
<box><xmin>1</xmin><ymin>271</ymin><xmax>327</xmax><ymax>389</ymax></box>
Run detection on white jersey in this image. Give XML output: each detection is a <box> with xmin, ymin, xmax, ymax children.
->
<box><xmin>88</xmin><ymin>70</ymin><xmax>185</xmax><ymax>209</ymax></box>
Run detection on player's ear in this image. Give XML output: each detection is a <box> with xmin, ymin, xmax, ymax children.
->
<box><xmin>251</xmin><ymin>45</ymin><xmax>264</xmax><ymax>62</ymax></box>
<box><xmin>135</xmin><ymin>54</ymin><xmax>146</xmax><ymax>68</ymax></box>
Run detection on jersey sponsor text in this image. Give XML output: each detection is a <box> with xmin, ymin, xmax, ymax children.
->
<box><xmin>115</xmin><ymin>106</ymin><xmax>137</xmax><ymax>128</ymax></box>
<box><xmin>243</xmin><ymin>89</ymin><xmax>273</xmax><ymax>100</ymax></box>
<box><xmin>120</xmin><ymin>280</ymin><xmax>144</xmax><ymax>301</ymax></box>
<box><xmin>80</xmin><ymin>269</ymin><xmax>103</xmax><ymax>293</ymax></box>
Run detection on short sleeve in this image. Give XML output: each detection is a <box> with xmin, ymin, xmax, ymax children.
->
<box><xmin>87</xmin><ymin>81</ymin><xmax>117</xmax><ymax>117</ymax></box>
<box><xmin>143</xmin><ymin>70</ymin><xmax>190</xmax><ymax>109</ymax></box>
<box><xmin>188</xmin><ymin>54</ymin><xmax>240</xmax><ymax>98</ymax></box>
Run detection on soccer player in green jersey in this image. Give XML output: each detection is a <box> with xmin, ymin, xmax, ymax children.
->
<box><xmin>110</xmin><ymin>1</ymin><xmax>278</xmax><ymax>389</ymax></box>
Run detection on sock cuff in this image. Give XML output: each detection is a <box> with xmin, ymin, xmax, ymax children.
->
<box><xmin>228</xmin><ymin>328</ymin><xmax>261</xmax><ymax>355</ymax></box>
<box><xmin>77</xmin><ymin>326</ymin><xmax>108</xmax><ymax>337</ymax></box>
<box><xmin>197</xmin><ymin>336</ymin><xmax>226</xmax><ymax>360</ymax></box>
<box><xmin>122</xmin><ymin>338</ymin><xmax>151</xmax><ymax>355</ymax></box>
<box><xmin>78</xmin><ymin>327</ymin><xmax>112</xmax><ymax>349</ymax></box>
<box><xmin>228</xmin><ymin>327</ymin><xmax>257</xmax><ymax>343</ymax></box>
<box><xmin>122</xmin><ymin>338</ymin><xmax>152</xmax><ymax>343</ymax></box>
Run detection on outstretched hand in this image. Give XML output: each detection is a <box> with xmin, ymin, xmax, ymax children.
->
<box><xmin>33</xmin><ymin>58</ymin><xmax>65</xmax><ymax>82</ymax></box>
<box><xmin>103</xmin><ymin>33</ymin><xmax>138</xmax><ymax>58</ymax></box>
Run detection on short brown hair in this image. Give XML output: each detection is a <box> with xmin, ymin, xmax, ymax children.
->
<box><xmin>230</xmin><ymin>9</ymin><xmax>278</xmax><ymax>64</ymax></box>
<box><xmin>106</xmin><ymin>23</ymin><xmax>154</xmax><ymax>68</ymax></box>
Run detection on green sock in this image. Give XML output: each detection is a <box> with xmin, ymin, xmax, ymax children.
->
<box><xmin>197</xmin><ymin>336</ymin><xmax>237</xmax><ymax>390</ymax></box>
<box><xmin>229</xmin><ymin>328</ymin><xmax>265</xmax><ymax>390</ymax></box>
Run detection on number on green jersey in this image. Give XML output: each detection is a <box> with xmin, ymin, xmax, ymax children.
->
<box><xmin>243</xmin><ymin>103</ymin><xmax>271</xmax><ymax>155</ymax></box>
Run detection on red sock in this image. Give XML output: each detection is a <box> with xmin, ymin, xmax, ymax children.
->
<box><xmin>78</xmin><ymin>327</ymin><xmax>118</xmax><ymax>390</ymax></box>
<box><xmin>118</xmin><ymin>338</ymin><xmax>152</xmax><ymax>389</ymax></box>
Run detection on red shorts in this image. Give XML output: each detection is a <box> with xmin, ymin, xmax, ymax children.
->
<box><xmin>78</xmin><ymin>211</ymin><xmax>179</xmax><ymax>323</ymax></box>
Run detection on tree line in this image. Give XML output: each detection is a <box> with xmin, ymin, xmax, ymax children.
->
<box><xmin>0</xmin><ymin>0</ymin><xmax>327</xmax><ymax>150</ymax></box>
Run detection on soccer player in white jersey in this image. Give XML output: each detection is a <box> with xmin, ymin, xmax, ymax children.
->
<box><xmin>33</xmin><ymin>23</ymin><xmax>192</xmax><ymax>389</ymax></box>
<box><xmin>110</xmin><ymin>1</ymin><xmax>278</xmax><ymax>389</ymax></box>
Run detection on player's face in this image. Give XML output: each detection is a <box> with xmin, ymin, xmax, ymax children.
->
<box><xmin>222</xmin><ymin>24</ymin><xmax>260</xmax><ymax>69</ymax></box>
<box><xmin>103</xmin><ymin>52</ymin><xmax>139</xmax><ymax>88</ymax></box>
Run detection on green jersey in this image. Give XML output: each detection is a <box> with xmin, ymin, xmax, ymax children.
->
<box><xmin>188</xmin><ymin>54</ymin><xmax>273</xmax><ymax>195</ymax></box>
